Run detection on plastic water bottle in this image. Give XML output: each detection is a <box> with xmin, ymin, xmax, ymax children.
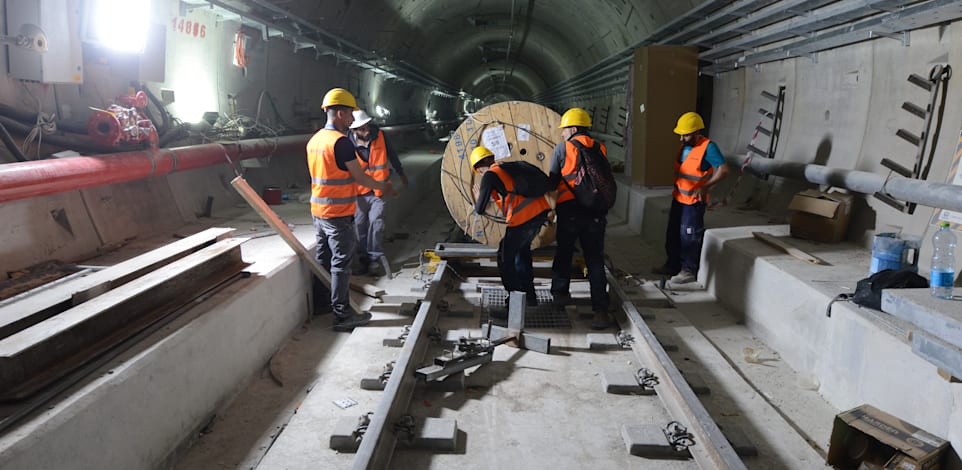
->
<box><xmin>930</xmin><ymin>222</ymin><xmax>957</xmax><ymax>299</ymax></box>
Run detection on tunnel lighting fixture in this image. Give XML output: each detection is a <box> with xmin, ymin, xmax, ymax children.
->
<box><xmin>375</xmin><ymin>105</ymin><xmax>390</xmax><ymax>118</ymax></box>
<box><xmin>85</xmin><ymin>0</ymin><xmax>152</xmax><ymax>53</ymax></box>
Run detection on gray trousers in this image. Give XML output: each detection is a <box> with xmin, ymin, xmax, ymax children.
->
<box><xmin>313</xmin><ymin>215</ymin><xmax>356</xmax><ymax>317</ymax></box>
<box><xmin>355</xmin><ymin>192</ymin><xmax>386</xmax><ymax>262</ymax></box>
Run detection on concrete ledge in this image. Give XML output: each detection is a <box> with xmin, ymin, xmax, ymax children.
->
<box><xmin>0</xmin><ymin>235</ymin><xmax>311</xmax><ymax>470</ymax></box>
<box><xmin>701</xmin><ymin>225</ymin><xmax>961</xmax><ymax>450</ymax></box>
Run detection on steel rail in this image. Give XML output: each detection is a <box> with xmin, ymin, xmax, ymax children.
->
<box><xmin>352</xmin><ymin>262</ymin><xmax>452</xmax><ymax>469</ymax></box>
<box><xmin>607</xmin><ymin>269</ymin><xmax>746</xmax><ymax>469</ymax></box>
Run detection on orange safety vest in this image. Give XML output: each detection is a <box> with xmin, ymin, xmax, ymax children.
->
<box><xmin>488</xmin><ymin>163</ymin><xmax>551</xmax><ymax>227</ymax></box>
<box><xmin>673</xmin><ymin>136</ymin><xmax>714</xmax><ymax>205</ymax></box>
<box><xmin>556</xmin><ymin>134</ymin><xmax>608</xmax><ymax>204</ymax></box>
<box><xmin>355</xmin><ymin>132</ymin><xmax>390</xmax><ymax>197</ymax></box>
<box><xmin>307</xmin><ymin>128</ymin><xmax>357</xmax><ymax>218</ymax></box>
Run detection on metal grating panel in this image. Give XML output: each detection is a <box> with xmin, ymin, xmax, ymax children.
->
<box><xmin>479</xmin><ymin>287</ymin><xmax>571</xmax><ymax>329</ymax></box>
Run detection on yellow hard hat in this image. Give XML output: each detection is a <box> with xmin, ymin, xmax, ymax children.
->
<box><xmin>469</xmin><ymin>146</ymin><xmax>494</xmax><ymax>169</ymax></box>
<box><xmin>559</xmin><ymin>108</ymin><xmax>591</xmax><ymax>128</ymax></box>
<box><xmin>322</xmin><ymin>88</ymin><xmax>359</xmax><ymax>110</ymax></box>
<box><xmin>673</xmin><ymin>112</ymin><xmax>705</xmax><ymax>135</ymax></box>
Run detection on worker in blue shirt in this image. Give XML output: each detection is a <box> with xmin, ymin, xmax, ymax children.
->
<box><xmin>653</xmin><ymin>112</ymin><xmax>729</xmax><ymax>284</ymax></box>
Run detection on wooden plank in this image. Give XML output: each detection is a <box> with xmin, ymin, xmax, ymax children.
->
<box><xmin>230</xmin><ymin>176</ymin><xmax>363</xmax><ymax>314</ymax></box>
<box><xmin>349</xmin><ymin>279</ymin><xmax>385</xmax><ymax>299</ymax></box>
<box><xmin>751</xmin><ymin>232</ymin><xmax>827</xmax><ymax>265</ymax></box>
<box><xmin>0</xmin><ymin>238</ymin><xmax>248</xmax><ymax>400</ymax></box>
<box><xmin>0</xmin><ymin>227</ymin><xmax>235</xmax><ymax>340</ymax></box>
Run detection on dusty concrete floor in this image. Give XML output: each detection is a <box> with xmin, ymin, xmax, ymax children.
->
<box><xmin>167</xmin><ymin>174</ymin><xmax>840</xmax><ymax>470</ymax></box>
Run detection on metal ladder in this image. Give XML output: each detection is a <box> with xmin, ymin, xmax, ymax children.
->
<box><xmin>875</xmin><ymin>64</ymin><xmax>952</xmax><ymax>214</ymax></box>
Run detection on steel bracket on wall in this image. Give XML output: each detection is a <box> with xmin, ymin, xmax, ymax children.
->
<box><xmin>875</xmin><ymin>64</ymin><xmax>952</xmax><ymax>214</ymax></box>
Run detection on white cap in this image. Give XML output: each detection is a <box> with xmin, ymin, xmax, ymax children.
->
<box><xmin>350</xmin><ymin>109</ymin><xmax>373</xmax><ymax>129</ymax></box>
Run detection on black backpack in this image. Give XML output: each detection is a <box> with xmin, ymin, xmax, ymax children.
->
<box><xmin>826</xmin><ymin>268</ymin><xmax>929</xmax><ymax>316</ymax></box>
<box><xmin>563</xmin><ymin>139</ymin><xmax>616</xmax><ymax>213</ymax></box>
<box><xmin>498</xmin><ymin>161</ymin><xmax>551</xmax><ymax>198</ymax></box>
<box><xmin>852</xmin><ymin>269</ymin><xmax>929</xmax><ymax>310</ymax></box>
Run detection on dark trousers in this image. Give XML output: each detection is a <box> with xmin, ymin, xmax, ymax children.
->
<box><xmin>498</xmin><ymin>211</ymin><xmax>548</xmax><ymax>296</ymax></box>
<box><xmin>665</xmin><ymin>199</ymin><xmax>706</xmax><ymax>274</ymax></box>
<box><xmin>551</xmin><ymin>202</ymin><xmax>609</xmax><ymax>312</ymax></box>
<box><xmin>313</xmin><ymin>215</ymin><xmax>356</xmax><ymax>318</ymax></box>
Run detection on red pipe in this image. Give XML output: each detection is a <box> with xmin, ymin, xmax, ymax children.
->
<box><xmin>0</xmin><ymin>135</ymin><xmax>311</xmax><ymax>203</ymax></box>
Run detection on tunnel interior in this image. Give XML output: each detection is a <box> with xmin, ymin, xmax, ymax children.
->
<box><xmin>1</xmin><ymin>1</ymin><xmax>962</xmax><ymax>469</ymax></box>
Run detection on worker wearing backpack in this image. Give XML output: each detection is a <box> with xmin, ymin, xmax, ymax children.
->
<box><xmin>548</xmin><ymin>108</ymin><xmax>612</xmax><ymax>330</ymax></box>
<box><xmin>471</xmin><ymin>146</ymin><xmax>551</xmax><ymax>314</ymax></box>
<box><xmin>653</xmin><ymin>112</ymin><xmax>730</xmax><ymax>284</ymax></box>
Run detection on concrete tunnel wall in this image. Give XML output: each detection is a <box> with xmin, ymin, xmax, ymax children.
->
<box><xmin>0</xmin><ymin>0</ymin><xmax>458</xmax><ymax>275</ymax></box>
<box><xmin>708</xmin><ymin>23</ymin><xmax>962</xmax><ymax>274</ymax></box>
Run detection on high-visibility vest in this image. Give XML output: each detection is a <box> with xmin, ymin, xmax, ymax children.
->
<box><xmin>356</xmin><ymin>132</ymin><xmax>390</xmax><ymax>197</ymax></box>
<box><xmin>488</xmin><ymin>163</ymin><xmax>551</xmax><ymax>227</ymax></box>
<box><xmin>556</xmin><ymin>134</ymin><xmax>608</xmax><ymax>204</ymax></box>
<box><xmin>307</xmin><ymin>128</ymin><xmax>357</xmax><ymax>218</ymax></box>
<box><xmin>673</xmin><ymin>136</ymin><xmax>714</xmax><ymax>205</ymax></box>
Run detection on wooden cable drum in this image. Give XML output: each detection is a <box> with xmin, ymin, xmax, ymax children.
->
<box><xmin>440</xmin><ymin>101</ymin><xmax>562</xmax><ymax>248</ymax></box>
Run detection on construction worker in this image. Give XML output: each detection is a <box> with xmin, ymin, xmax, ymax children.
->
<box><xmin>471</xmin><ymin>146</ymin><xmax>550</xmax><ymax>314</ymax></box>
<box><xmin>548</xmin><ymin>107</ymin><xmax>611</xmax><ymax>330</ymax></box>
<box><xmin>308</xmin><ymin>88</ymin><xmax>398</xmax><ymax>332</ymax></box>
<box><xmin>349</xmin><ymin>109</ymin><xmax>408</xmax><ymax>276</ymax></box>
<box><xmin>653</xmin><ymin>111</ymin><xmax>729</xmax><ymax>284</ymax></box>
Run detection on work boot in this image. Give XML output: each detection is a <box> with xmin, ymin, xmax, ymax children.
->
<box><xmin>591</xmin><ymin>310</ymin><xmax>612</xmax><ymax>330</ymax></box>
<box><xmin>526</xmin><ymin>290</ymin><xmax>538</xmax><ymax>307</ymax></box>
<box><xmin>551</xmin><ymin>292</ymin><xmax>571</xmax><ymax>310</ymax></box>
<box><xmin>366</xmin><ymin>261</ymin><xmax>381</xmax><ymax>276</ymax></box>
<box><xmin>313</xmin><ymin>302</ymin><xmax>333</xmax><ymax>316</ymax></box>
<box><xmin>333</xmin><ymin>311</ymin><xmax>372</xmax><ymax>332</ymax></box>
<box><xmin>652</xmin><ymin>264</ymin><xmax>679</xmax><ymax>276</ymax></box>
<box><xmin>670</xmin><ymin>269</ymin><xmax>696</xmax><ymax>284</ymax></box>
<box><xmin>356</xmin><ymin>259</ymin><xmax>370</xmax><ymax>275</ymax></box>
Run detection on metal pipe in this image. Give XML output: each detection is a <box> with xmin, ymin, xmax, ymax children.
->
<box><xmin>740</xmin><ymin>157</ymin><xmax>962</xmax><ymax>213</ymax></box>
<box><xmin>0</xmin><ymin>135</ymin><xmax>310</xmax><ymax>203</ymax></box>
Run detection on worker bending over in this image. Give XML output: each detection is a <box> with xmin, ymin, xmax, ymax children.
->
<box><xmin>471</xmin><ymin>146</ymin><xmax>550</xmax><ymax>315</ymax></box>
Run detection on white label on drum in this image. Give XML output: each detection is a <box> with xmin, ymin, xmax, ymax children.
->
<box><xmin>482</xmin><ymin>126</ymin><xmax>511</xmax><ymax>160</ymax></box>
<box><xmin>517</xmin><ymin>124</ymin><xmax>531</xmax><ymax>141</ymax></box>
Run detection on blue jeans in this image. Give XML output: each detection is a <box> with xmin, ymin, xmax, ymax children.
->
<box><xmin>665</xmin><ymin>199</ymin><xmax>706</xmax><ymax>274</ymax></box>
<box><xmin>551</xmin><ymin>202</ymin><xmax>609</xmax><ymax>312</ymax></box>
<box><xmin>313</xmin><ymin>215</ymin><xmax>356</xmax><ymax>318</ymax></box>
<box><xmin>355</xmin><ymin>192</ymin><xmax>385</xmax><ymax>262</ymax></box>
<box><xmin>498</xmin><ymin>211</ymin><xmax>548</xmax><ymax>296</ymax></box>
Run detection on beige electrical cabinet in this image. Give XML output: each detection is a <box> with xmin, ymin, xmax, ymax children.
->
<box><xmin>627</xmin><ymin>46</ymin><xmax>698</xmax><ymax>186</ymax></box>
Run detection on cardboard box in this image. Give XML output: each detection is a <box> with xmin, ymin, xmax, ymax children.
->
<box><xmin>788</xmin><ymin>189</ymin><xmax>854</xmax><ymax>243</ymax></box>
<box><xmin>827</xmin><ymin>404</ymin><xmax>948</xmax><ymax>470</ymax></box>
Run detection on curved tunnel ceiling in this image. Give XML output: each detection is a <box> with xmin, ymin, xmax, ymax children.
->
<box><xmin>275</xmin><ymin>0</ymin><xmax>682</xmax><ymax>100</ymax></box>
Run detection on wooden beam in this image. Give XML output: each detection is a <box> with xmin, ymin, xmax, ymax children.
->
<box><xmin>230</xmin><ymin>176</ymin><xmax>363</xmax><ymax>314</ymax></box>
<box><xmin>0</xmin><ymin>227</ymin><xmax>235</xmax><ymax>340</ymax></box>
<box><xmin>350</xmin><ymin>279</ymin><xmax>385</xmax><ymax>299</ymax></box>
<box><xmin>752</xmin><ymin>232</ymin><xmax>828</xmax><ymax>265</ymax></box>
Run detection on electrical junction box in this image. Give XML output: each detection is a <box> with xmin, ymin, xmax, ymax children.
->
<box><xmin>6</xmin><ymin>0</ymin><xmax>84</xmax><ymax>83</ymax></box>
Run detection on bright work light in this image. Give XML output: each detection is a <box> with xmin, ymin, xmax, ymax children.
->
<box><xmin>85</xmin><ymin>0</ymin><xmax>152</xmax><ymax>53</ymax></box>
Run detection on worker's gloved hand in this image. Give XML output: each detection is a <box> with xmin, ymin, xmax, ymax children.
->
<box><xmin>383</xmin><ymin>181</ymin><xmax>399</xmax><ymax>198</ymax></box>
<box><xmin>400</xmin><ymin>174</ymin><xmax>409</xmax><ymax>190</ymax></box>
